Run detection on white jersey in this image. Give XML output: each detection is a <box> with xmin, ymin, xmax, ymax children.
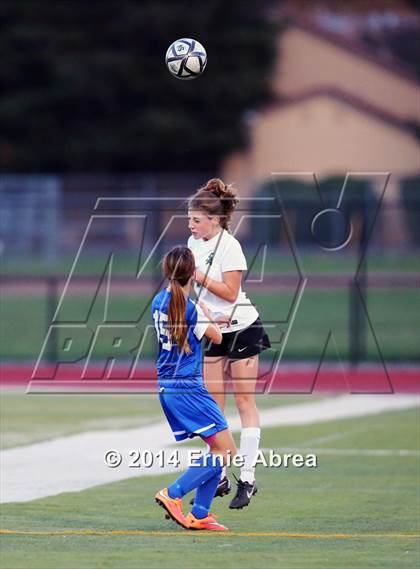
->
<box><xmin>187</xmin><ymin>229</ymin><xmax>259</xmax><ymax>333</ymax></box>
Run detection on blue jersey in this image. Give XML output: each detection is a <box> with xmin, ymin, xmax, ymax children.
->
<box><xmin>151</xmin><ymin>288</ymin><xmax>208</xmax><ymax>386</ymax></box>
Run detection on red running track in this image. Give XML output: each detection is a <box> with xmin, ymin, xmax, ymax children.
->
<box><xmin>1</xmin><ymin>364</ymin><xmax>419</xmax><ymax>394</ymax></box>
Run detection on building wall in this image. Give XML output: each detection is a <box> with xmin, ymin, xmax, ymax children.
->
<box><xmin>274</xmin><ymin>26</ymin><xmax>419</xmax><ymax>121</ymax></box>
<box><xmin>251</xmin><ymin>96</ymin><xmax>419</xmax><ymax>188</ymax></box>
<box><xmin>222</xmin><ymin>24</ymin><xmax>419</xmax><ymax>242</ymax></box>
<box><xmin>224</xmin><ymin>96</ymin><xmax>419</xmax><ymax>196</ymax></box>
<box><xmin>222</xmin><ymin>96</ymin><xmax>419</xmax><ymax>240</ymax></box>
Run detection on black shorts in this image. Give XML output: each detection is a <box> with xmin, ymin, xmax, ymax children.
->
<box><xmin>202</xmin><ymin>317</ymin><xmax>271</xmax><ymax>360</ymax></box>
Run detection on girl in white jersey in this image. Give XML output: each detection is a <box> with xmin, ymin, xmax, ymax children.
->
<box><xmin>187</xmin><ymin>178</ymin><xmax>271</xmax><ymax>509</ymax></box>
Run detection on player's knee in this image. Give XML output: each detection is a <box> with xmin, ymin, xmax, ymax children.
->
<box><xmin>235</xmin><ymin>394</ymin><xmax>255</xmax><ymax>414</ymax></box>
<box><xmin>213</xmin><ymin>395</ymin><xmax>225</xmax><ymax>412</ymax></box>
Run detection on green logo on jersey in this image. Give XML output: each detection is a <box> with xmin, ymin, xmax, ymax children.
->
<box><xmin>205</xmin><ymin>252</ymin><xmax>214</xmax><ymax>266</ymax></box>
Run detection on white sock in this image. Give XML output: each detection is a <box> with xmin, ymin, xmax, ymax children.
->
<box><xmin>239</xmin><ymin>427</ymin><xmax>261</xmax><ymax>484</ymax></box>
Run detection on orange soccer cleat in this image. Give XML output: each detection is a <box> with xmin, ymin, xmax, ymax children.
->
<box><xmin>185</xmin><ymin>512</ymin><xmax>229</xmax><ymax>531</ymax></box>
<box><xmin>155</xmin><ymin>488</ymin><xmax>188</xmax><ymax>529</ymax></box>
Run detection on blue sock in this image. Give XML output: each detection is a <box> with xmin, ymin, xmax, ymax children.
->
<box><xmin>191</xmin><ymin>470</ymin><xmax>221</xmax><ymax>519</ymax></box>
<box><xmin>168</xmin><ymin>454</ymin><xmax>222</xmax><ymax>499</ymax></box>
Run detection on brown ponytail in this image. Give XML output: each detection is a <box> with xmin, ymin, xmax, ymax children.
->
<box><xmin>162</xmin><ymin>246</ymin><xmax>196</xmax><ymax>354</ymax></box>
<box><xmin>188</xmin><ymin>178</ymin><xmax>238</xmax><ymax>230</ymax></box>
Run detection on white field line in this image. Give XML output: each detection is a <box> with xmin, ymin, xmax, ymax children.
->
<box><xmin>1</xmin><ymin>395</ymin><xmax>418</xmax><ymax>504</ymax></box>
<box><xmin>136</xmin><ymin>445</ymin><xmax>420</xmax><ymax>460</ymax></box>
<box><xmin>260</xmin><ymin>447</ymin><xmax>420</xmax><ymax>457</ymax></box>
<box><xmin>297</xmin><ymin>428</ymin><xmax>367</xmax><ymax>446</ymax></box>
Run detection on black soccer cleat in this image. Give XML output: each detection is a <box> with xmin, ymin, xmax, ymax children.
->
<box><xmin>229</xmin><ymin>478</ymin><xmax>258</xmax><ymax>509</ymax></box>
<box><xmin>215</xmin><ymin>475</ymin><xmax>232</xmax><ymax>498</ymax></box>
<box><xmin>189</xmin><ymin>476</ymin><xmax>231</xmax><ymax>505</ymax></box>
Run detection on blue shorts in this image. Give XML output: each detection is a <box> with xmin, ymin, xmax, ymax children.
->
<box><xmin>158</xmin><ymin>383</ymin><xmax>228</xmax><ymax>442</ymax></box>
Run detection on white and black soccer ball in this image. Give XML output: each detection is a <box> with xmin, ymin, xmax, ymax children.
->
<box><xmin>165</xmin><ymin>38</ymin><xmax>207</xmax><ymax>80</ymax></box>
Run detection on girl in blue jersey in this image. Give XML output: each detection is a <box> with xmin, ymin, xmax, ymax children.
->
<box><xmin>152</xmin><ymin>245</ymin><xmax>237</xmax><ymax>531</ymax></box>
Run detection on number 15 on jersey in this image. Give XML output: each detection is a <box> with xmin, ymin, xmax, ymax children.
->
<box><xmin>153</xmin><ymin>309</ymin><xmax>172</xmax><ymax>351</ymax></box>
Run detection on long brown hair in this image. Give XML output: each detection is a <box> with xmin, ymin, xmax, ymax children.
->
<box><xmin>162</xmin><ymin>246</ymin><xmax>196</xmax><ymax>354</ymax></box>
<box><xmin>188</xmin><ymin>178</ymin><xmax>238</xmax><ymax>230</ymax></box>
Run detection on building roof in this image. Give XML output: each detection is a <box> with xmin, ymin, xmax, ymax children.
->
<box><xmin>283</xmin><ymin>15</ymin><xmax>419</xmax><ymax>86</ymax></box>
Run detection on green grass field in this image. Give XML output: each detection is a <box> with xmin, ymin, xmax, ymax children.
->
<box><xmin>2</xmin><ymin>289</ymin><xmax>419</xmax><ymax>361</ymax></box>
<box><xmin>0</xmin><ymin>391</ymin><xmax>318</xmax><ymax>450</ymax></box>
<box><xmin>1</xmin><ymin>390</ymin><xmax>419</xmax><ymax>568</ymax></box>
<box><xmin>3</xmin><ymin>250</ymin><xmax>419</xmax><ymax>276</ymax></box>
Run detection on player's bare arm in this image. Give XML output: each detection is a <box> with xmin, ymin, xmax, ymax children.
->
<box><xmin>194</xmin><ymin>269</ymin><xmax>241</xmax><ymax>303</ymax></box>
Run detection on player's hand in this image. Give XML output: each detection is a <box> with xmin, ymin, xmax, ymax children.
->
<box><xmin>198</xmin><ymin>301</ymin><xmax>231</xmax><ymax>328</ymax></box>
<box><xmin>214</xmin><ymin>314</ymin><xmax>232</xmax><ymax>328</ymax></box>
<box><xmin>194</xmin><ymin>269</ymin><xmax>205</xmax><ymax>286</ymax></box>
<box><xmin>198</xmin><ymin>300</ymin><xmax>212</xmax><ymax>320</ymax></box>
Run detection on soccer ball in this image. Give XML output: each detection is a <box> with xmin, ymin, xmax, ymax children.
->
<box><xmin>165</xmin><ymin>38</ymin><xmax>207</xmax><ymax>80</ymax></box>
